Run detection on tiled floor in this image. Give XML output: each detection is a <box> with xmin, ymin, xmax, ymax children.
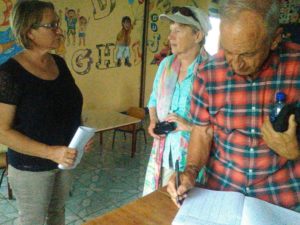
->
<box><xmin>0</xmin><ymin>119</ymin><xmax>152</xmax><ymax>225</ymax></box>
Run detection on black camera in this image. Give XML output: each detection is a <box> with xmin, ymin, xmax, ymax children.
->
<box><xmin>153</xmin><ymin>121</ymin><xmax>177</xmax><ymax>135</ymax></box>
<box><xmin>271</xmin><ymin>102</ymin><xmax>300</xmax><ymax>141</ymax></box>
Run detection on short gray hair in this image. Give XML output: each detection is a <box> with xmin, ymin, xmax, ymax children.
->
<box><xmin>219</xmin><ymin>0</ymin><xmax>280</xmax><ymax>38</ymax></box>
<box><xmin>10</xmin><ymin>0</ymin><xmax>55</xmax><ymax>49</ymax></box>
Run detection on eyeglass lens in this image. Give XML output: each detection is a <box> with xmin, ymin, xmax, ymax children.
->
<box><xmin>32</xmin><ymin>21</ymin><xmax>60</xmax><ymax>30</ymax></box>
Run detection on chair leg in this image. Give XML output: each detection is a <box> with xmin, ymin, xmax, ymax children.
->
<box><xmin>142</xmin><ymin>129</ymin><xmax>147</xmax><ymax>144</ymax></box>
<box><xmin>112</xmin><ymin>130</ymin><xmax>117</xmax><ymax>149</ymax></box>
<box><xmin>0</xmin><ymin>169</ymin><xmax>5</xmax><ymax>188</ymax></box>
<box><xmin>0</xmin><ymin>168</ymin><xmax>13</xmax><ymax>200</ymax></box>
<box><xmin>3</xmin><ymin>154</ymin><xmax>13</xmax><ymax>199</ymax></box>
<box><xmin>69</xmin><ymin>184</ymin><xmax>74</xmax><ymax>197</ymax></box>
<box><xmin>131</xmin><ymin>125</ymin><xmax>137</xmax><ymax>158</ymax></box>
<box><xmin>8</xmin><ymin>180</ymin><xmax>13</xmax><ymax>200</ymax></box>
<box><xmin>131</xmin><ymin>133</ymin><xmax>136</xmax><ymax>158</ymax></box>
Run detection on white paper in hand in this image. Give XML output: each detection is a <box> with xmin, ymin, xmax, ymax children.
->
<box><xmin>58</xmin><ymin>126</ymin><xmax>96</xmax><ymax>170</ymax></box>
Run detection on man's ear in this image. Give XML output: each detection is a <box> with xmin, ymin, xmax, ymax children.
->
<box><xmin>270</xmin><ymin>27</ymin><xmax>283</xmax><ymax>50</ymax></box>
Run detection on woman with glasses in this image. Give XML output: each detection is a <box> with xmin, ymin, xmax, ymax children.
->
<box><xmin>0</xmin><ymin>1</ymin><xmax>91</xmax><ymax>224</ymax></box>
<box><xmin>143</xmin><ymin>6</ymin><xmax>211</xmax><ymax>196</ymax></box>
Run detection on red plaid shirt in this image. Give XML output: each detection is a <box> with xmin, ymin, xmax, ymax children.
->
<box><xmin>191</xmin><ymin>42</ymin><xmax>300</xmax><ymax>210</ymax></box>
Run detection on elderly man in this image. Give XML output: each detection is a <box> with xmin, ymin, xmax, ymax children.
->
<box><xmin>167</xmin><ymin>0</ymin><xmax>300</xmax><ymax>212</ymax></box>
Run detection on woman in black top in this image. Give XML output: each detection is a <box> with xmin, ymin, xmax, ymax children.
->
<box><xmin>0</xmin><ymin>1</ymin><xmax>88</xmax><ymax>224</ymax></box>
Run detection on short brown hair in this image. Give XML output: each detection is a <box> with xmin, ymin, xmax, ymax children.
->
<box><xmin>10</xmin><ymin>0</ymin><xmax>55</xmax><ymax>49</ymax></box>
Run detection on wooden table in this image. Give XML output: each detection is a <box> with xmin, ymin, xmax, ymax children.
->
<box><xmin>82</xmin><ymin>188</ymin><xmax>178</xmax><ymax>225</ymax></box>
<box><xmin>83</xmin><ymin>110</ymin><xmax>141</xmax><ymax>157</ymax></box>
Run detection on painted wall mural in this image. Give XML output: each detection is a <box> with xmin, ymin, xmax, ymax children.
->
<box><xmin>91</xmin><ymin>0</ymin><xmax>116</xmax><ymax>20</ymax></box>
<box><xmin>0</xmin><ymin>1</ymin><xmax>145</xmax><ymax>73</ymax></box>
<box><xmin>95</xmin><ymin>43</ymin><xmax>115</xmax><ymax>69</ymax></box>
<box><xmin>89</xmin><ymin>0</ymin><xmax>143</xmax><ymax>70</ymax></box>
<box><xmin>71</xmin><ymin>48</ymin><xmax>93</xmax><ymax>75</ymax></box>
<box><xmin>0</xmin><ymin>0</ymin><xmax>22</xmax><ymax>65</ymax></box>
<box><xmin>66</xmin><ymin>0</ymin><xmax>145</xmax><ymax>74</ymax></box>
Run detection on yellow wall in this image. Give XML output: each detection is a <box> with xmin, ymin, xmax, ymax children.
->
<box><xmin>0</xmin><ymin>0</ymin><xmax>211</xmax><ymax>115</ymax></box>
<box><xmin>50</xmin><ymin>0</ymin><xmax>145</xmax><ymax>113</ymax></box>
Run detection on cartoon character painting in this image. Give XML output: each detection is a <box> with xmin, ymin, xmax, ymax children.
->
<box><xmin>64</xmin><ymin>7</ymin><xmax>79</xmax><ymax>46</ymax></box>
<box><xmin>78</xmin><ymin>16</ymin><xmax>90</xmax><ymax>46</ymax></box>
<box><xmin>116</xmin><ymin>16</ymin><xmax>134</xmax><ymax>67</ymax></box>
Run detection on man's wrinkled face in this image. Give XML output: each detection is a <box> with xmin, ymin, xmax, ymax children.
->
<box><xmin>220</xmin><ymin>11</ymin><xmax>272</xmax><ymax>77</ymax></box>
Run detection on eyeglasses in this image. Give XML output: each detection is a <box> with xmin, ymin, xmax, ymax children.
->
<box><xmin>32</xmin><ymin>21</ymin><xmax>60</xmax><ymax>30</ymax></box>
<box><xmin>172</xmin><ymin>7</ymin><xmax>199</xmax><ymax>23</ymax></box>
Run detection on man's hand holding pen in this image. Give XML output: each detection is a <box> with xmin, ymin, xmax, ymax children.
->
<box><xmin>167</xmin><ymin>163</ymin><xmax>199</xmax><ymax>208</ymax></box>
<box><xmin>174</xmin><ymin>160</ymin><xmax>183</xmax><ymax>206</ymax></box>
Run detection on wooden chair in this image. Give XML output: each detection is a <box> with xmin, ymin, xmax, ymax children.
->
<box><xmin>112</xmin><ymin>107</ymin><xmax>147</xmax><ymax>157</ymax></box>
<box><xmin>0</xmin><ymin>144</ymin><xmax>13</xmax><ymax>199</ymax></box>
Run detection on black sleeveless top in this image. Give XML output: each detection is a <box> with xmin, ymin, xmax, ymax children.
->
<box><xmin>0</xmin><ymin>54</ymin><xmax>83</xmax><ymax>171</ymax></box>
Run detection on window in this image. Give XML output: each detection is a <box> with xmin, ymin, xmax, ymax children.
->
<box><xmin>204</xmin><ymin>17</ymin><xmax>220</xmax><ymax>56</ymax></box>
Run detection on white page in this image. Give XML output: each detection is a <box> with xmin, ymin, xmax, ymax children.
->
<box><xmin>172</xmin><ymin>188</ymin><xmax>244</xmax><ymax>225</ymax></box>
<box><xmin>58</xmin><ymin>126</ymin><xmax>95</xmax><ymax>170</ymax></box>
<box><xmin>241</xmin><ymin>196</ymin><xmax>300</xmax><ymax>225</ymax></box>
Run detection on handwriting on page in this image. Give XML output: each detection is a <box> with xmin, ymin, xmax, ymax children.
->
<box><xmin>172</xmin><ymin>188</ymin><xmax>245</xmax><ymax>225</ymax></box>
<box><xmin>172</xmin><ymin>188</ymin><xmax>300</xmax><ymax>225</ymax></box>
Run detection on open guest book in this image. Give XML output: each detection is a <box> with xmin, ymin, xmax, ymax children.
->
<box><xmin>172</xmin><ymin>188</ymin><xmax>300</xmax><ymax>225</ymax></box>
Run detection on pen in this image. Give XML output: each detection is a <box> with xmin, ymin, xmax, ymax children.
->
<box><xmin>175</xmin><ymin>159</ymin><xmax>183</xmax><ymax>205</ymax></box>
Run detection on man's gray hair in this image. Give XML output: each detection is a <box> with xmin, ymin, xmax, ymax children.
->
<box><xmin>219</xmin><ymin>0</ymin><xmax>280</xmax><ymax>38</ymax></box>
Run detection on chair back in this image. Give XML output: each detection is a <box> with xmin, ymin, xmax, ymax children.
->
<box><xmin>127</xmin><ymin>107</ymin><xmax>145</xmax><ymax>120</ymax></box>
<box><xmin>112</xmin><ymin>107</ymin><xmax>147</xmax><ymax>156</ymax></box>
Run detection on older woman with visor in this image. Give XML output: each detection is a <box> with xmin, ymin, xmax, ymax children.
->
<box><xmin>0</xmin><ymin>1</ymin><xmax>92</xmax><ymax>224</ymax></box>
<box><xmin>143</xmin><ymin>6</ymin><xmax>211</xmax><ymax>196</ymax></box>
